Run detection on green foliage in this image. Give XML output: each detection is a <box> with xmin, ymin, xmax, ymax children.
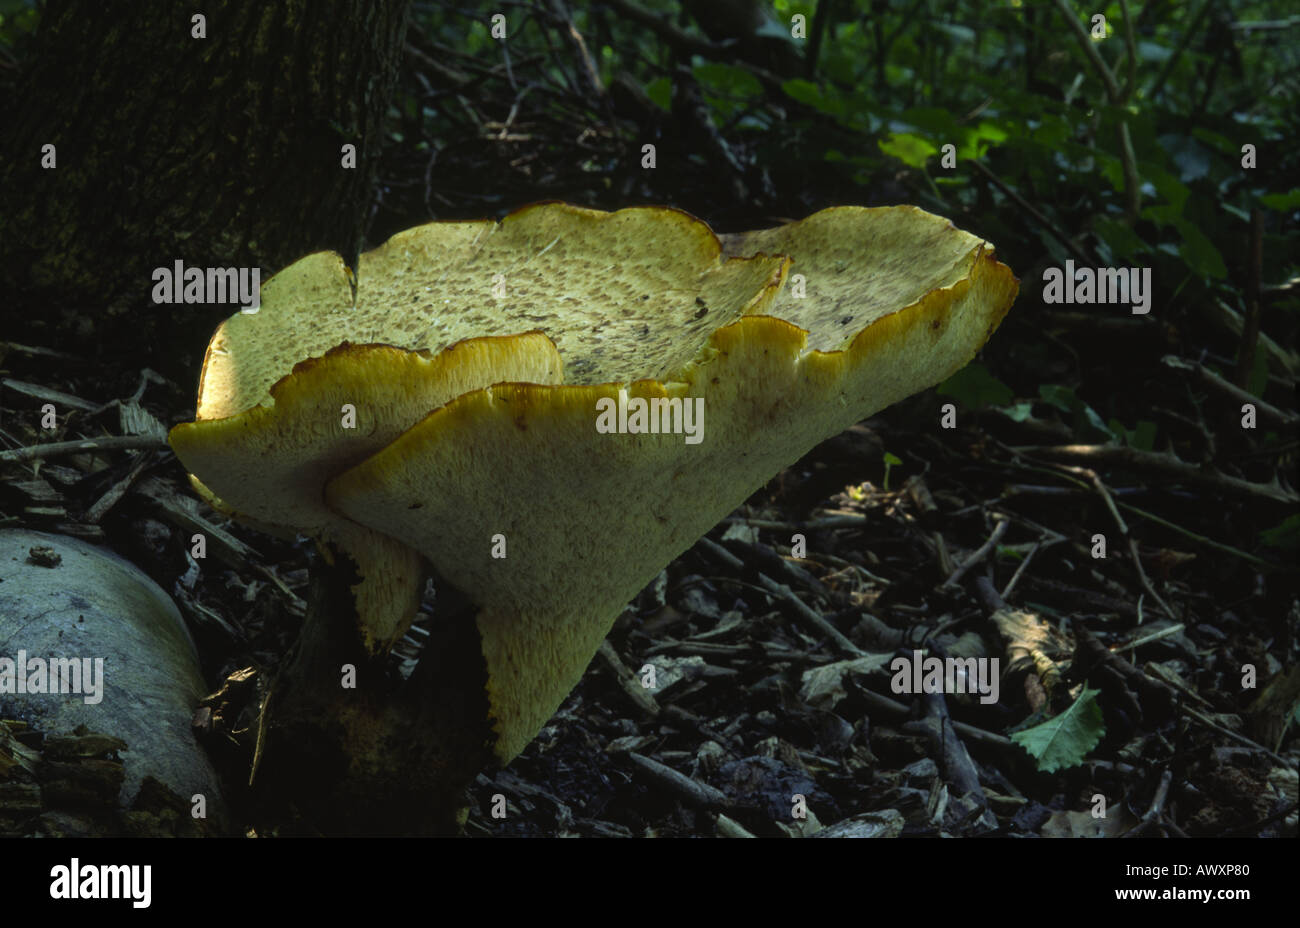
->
<box><xmin>0</xmin><ymin>0</ymin><xmax>38</xmax><ymax>47</ymax></box>
<box><xmin>881</xmin><ymin>451</ymin><xmax>902</xmax><ymax>490</ymax></box>
<box><xmin>1011</xmin><ymin>686</ymin><xmax>1106</xmax><ymax>773</ymax></box>
<box><xmin>1261</xmin><ymin>189</ymin><xmax>1300</xmax><ymax>211</ymax></box>
<box><xmin>1038</xmin><ymin>384</ymin><xmax>1113</xmax><ymax>439</ymax></box>
<box><xmin>1107</xmin><ymin>417</ymin><xmax>1158</xmax><ymax>451</ymax></box>
<box><xmin>936</xmin><ymin>362</ymin><xmax>1013</xmax><ymax>410</ymax></box>
<box><xmin>645</xmin><ymin>76</ymin><xmax>673</xmax><ymax>113</ymax></box>
<box><xmin>878</xmin><ymin>132</ymin><xmax>936</xmax><ymax>169</ymax></box>
<box><xmin>1259</xmin><ymin>514</ymin><xmax>1300</xmax><ymax>552</ymax></box>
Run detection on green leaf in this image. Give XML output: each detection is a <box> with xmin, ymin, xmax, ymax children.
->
<box><xmin>1129</xmin><ymin>420</ymin><xmax>1157</xmax><ymax>451</ymax></box>
<box><xmin>1081</xmin><ymin>404</ymin><xmax>1113</xmax><ymax>438</ymax></box>
<box><xmin>998</xmin><ymin>401</ymin><xmax>1036</xmax><ymax>422</ymax></box>
<box><xmin>1145</xmin><ymin>162</ymin><xmax>1191</xmax><ymax>215</ymax></box>
<box><xmin>937</xmin><ymin>362</ymin><xmax>1013</xmax><ymax>410</ymax></box>
<box><xmin>931</xmin><ymin>22</ymin><xmax>975</xmax><ymax>43</ymax></box>
<box><xmin>1010</xmin><ymin>686</ymin><xmax>1106</xmax><ymax>773</ymax></box>
<box><xmin>782</xmin><ymin>78</ymin><xmax>844</xmax><ymax>118</ymax></box>
<box><xmin>878</xmin><ymin>132</ymin><xmax>937</xmax><ymax>169</ymax></box>
<box><xmin>1137</xmin><ymin>39</ymin><xmax>1173</xmax><ymax>64</ymax></box>
<box><xmin>1222</xmin><ymin>203</ymin><xmax>1251</xmax><ymax>223</ymax></box>
<box><xmin>1031</xmin><ymin>115</ymin><xmax>1071</xmax><ymax>148</ymax></box>
<box><xmin>1107</xmin><ymin>418</ymin><xmax>1157</xmax><ymax>450</ymax></box>
<box><xmin>1097</xmin><ymin>153</ymin><xmax>1126</xmax><ymax>193</ymax></box>
<box><xmin>1037</xmin><ymin>384</ymin><xmax>1077</xmax><ymax>415</ymax></box>
<box><xmin>1093</xmin><ymin>216</ymin><xmax>1148</xmax><ymax>260</ymax></box>
<box><xmin>896</xmin><ymin>107</ymin><xmax>958</xmax><ymax>136</ymax></box>
<box><xmin>881</xmin><ymin>451</ymin><xmax>902</xmax><ymax>490</ymax></box>
<box><xmin>1159</xmin><ymin>132</ymin><xmax>1212</xmax><ymax>183</ymax></box>
<box><xmin>754</xmin><ymin>16</ymin><xmax>798</xmax><ymax>41</ymax></box>
<box><xmin>1259</xmin><ymin>514</ymin><xmax>1300</xmax><ymax>552</ymax></box>
<box><xmin>1261</xmin><ymin>189</ymin><xmax>1300</xmax><ymax>211</ymax></box>
<box><xmin>1174</xmin><ymin>219</ymin><xmax>1227</xmax><ymax>280</ymax></box>
<box><xmin>693</xmin><ymin>62</ymin><xmax>762</xmax><ymax>99</ymax></box>
<box><xmin>1038</xmin><ymin>385</ymin><xmax>1113</xmax><ymax>439</ymax></box>
<box><xmin>1191</xmin><ymin>126</ymin><xmax>1238</xmax><ymax>156</ymax></box>
<box><xmin>957</xmin><ymin>120</ymin><xmax>1010</xmax><ymax>159</ymax></box>
<box><xmin>644</xmin><ymin>76</ymin><xmax>672</xmax><ymax>113</ymax></box>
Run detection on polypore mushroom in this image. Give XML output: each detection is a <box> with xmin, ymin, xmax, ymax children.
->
<box><xmin>169</xmin><ymin>202</ymin><xmax>1017</xmax><ymax>829</ymax></box>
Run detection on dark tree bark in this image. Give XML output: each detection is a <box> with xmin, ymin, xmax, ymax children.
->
<box><xmin>0</xmin><ymin>0</ymin><xmax>411</xmax><ymax>379</ymax></box>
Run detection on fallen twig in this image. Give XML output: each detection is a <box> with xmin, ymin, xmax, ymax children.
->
<box><xmin>596</xmin><ymin>640</ymin><xmax>661</xmax><ymax>719</ymax></box>
<box><xmin>1162</xmin><ymin>355</ymin><xmax>1298</xmax><ymax>428</ymax></box>
<box><xmin>1015</xmin><ymin>443</ymin><xmax>1298</xmax><ymax>504</ymax></box>
<box><xmin>627</xmin><ymin>752</ymin><xmax>730</xmax><ymax>809</ymax></box>
<box><xmin>999</xmin><ymin>539</ymin><xmax>1041</xmax><ymax>600</ymax></box>
<box><xmin>942</xmin><ymin>516</ymin><xmax>1008</xmax><ymax>589</ymax></box>
<box><xmin>757</xmin><ymin>573</ymin><xmax>865</xmax><ymax>658</ymax></box>
<box><xmin>0</xmin><ymin>433</ymin><xmax>168</xmax><ymax>464</ymax></box>
<box><xmin>84</xmin><ymin>451</ymin><xmax>154</xmax><ymax>523</ymax></box>
<box><xmin>0</xmin><ymin>378</ymin><xmax>100</xmax><ymax>413</ymax></box>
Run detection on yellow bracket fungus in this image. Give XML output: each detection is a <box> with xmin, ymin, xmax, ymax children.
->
<box><xmin>169</xmin><ymin>202</ymin><xmax>1018</xmax><ymax>773</ymax></box>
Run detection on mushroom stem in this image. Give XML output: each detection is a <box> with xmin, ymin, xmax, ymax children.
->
<box><xmin>257</xmin><ymin>549</ymin><xmax>493</xmax><ymax>835</ymax></box>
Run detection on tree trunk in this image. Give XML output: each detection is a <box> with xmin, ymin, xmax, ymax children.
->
<box><xmin>0</xmin><ymin>0</ymin><xmax>410</xmax><ymax>380</ymax></box>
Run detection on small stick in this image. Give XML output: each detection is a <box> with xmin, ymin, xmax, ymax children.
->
<box><xmin>1058</xmin><ymin>461</ymin><xmax>1177</xmax><ymax>621</ymax></box>
<box><xmin>84</xmin><ymin>451</ymin><xmax>153</xmax><ymax>523</ymax></box>
<box><xmin>627</xmin><ymin>752</ymin><xmax>730</xmax><ymax>809</ymax></box>
<box><xmin>932</xmin><ymin>530</ymin><xmax>956</xmax><ymax>578</ymax></box>
<box><xmin>697</xmin><ymin>536</ymin><xmax>744</xmax><ymax>571</ymax></box>
<box><xmin>757</xmin><ymin>574</ymin><xmax>865</xmax><ymax>657</ymax></box>
<box><xmin>859</xmin><ymin>686</ymin><xmax>1015</xmax><ymax>750</ymax></box>
<box><xmin>727</xmin><ymin>513</ymin><xmax>870</xmax><ymax>531</ymax></box>
<box><xmin>1119</xmin><ymin>622</ymin><xmax>1184</xmax><ymax>655</ymax></box>
<box><xmin>1017</xmin><ymin>443</ymin><xmax>1297</xmax><ymax>504</ymax></box>
<box><xmin>596</xmin><ymin>640</ymin><xmax>661</xmax><ymax>719</ymax></box>
<box><xmin>714</xmin><ymin>813</ymin><xmax>757</xmax><ymax>838</ymax></box>
<box><xmin>1122</xmin><ymin>767</ymin><xmax>1173</xmax><ymax>837</ymax></box>
<box><xmin>1004</xmin><ymin>453</ymin><xmax>1282</xmax><ymax>570</ymax></box>
<box><xmin>698</xmin><ymin>537</ymin><xmax>862</xmax><ymax>657</ymax></box>
<box><xmin>1051</xmin><ymin>0</ymin><xmax>1122</xmax><ymax>101</ymax></box>
<box><xmin>1163</xmin><ymin>355</ymin><xmax>1298</xmax><ymax>427</ymax></box>
<box><xmin>999</xmin><ymin>540</ymin><xmax>1041</xmax><ymax>600</ymax></box>
<box><xmin>0</xmin><ymin>434</ymin><xmax>167</xmax><ymax>464</ymax></box>
<box><xmin>1181</xmin><ymin>705</ymin><xmax>1295</xmax><ymax>769</ymax></box>
<box><xmin>969</xmin><ymin>160</ymin><xmax>1091</xmax><ymax>264</ymax></box>
<box><xmin>0</xmin><ymin>378</ymin><xmax>100</xmax><ymax>413</ymax></box>
<box><xmin>942</xmin><ymin>517</ymin><xmax>1009</xmax><ymax>588</ymax></box>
